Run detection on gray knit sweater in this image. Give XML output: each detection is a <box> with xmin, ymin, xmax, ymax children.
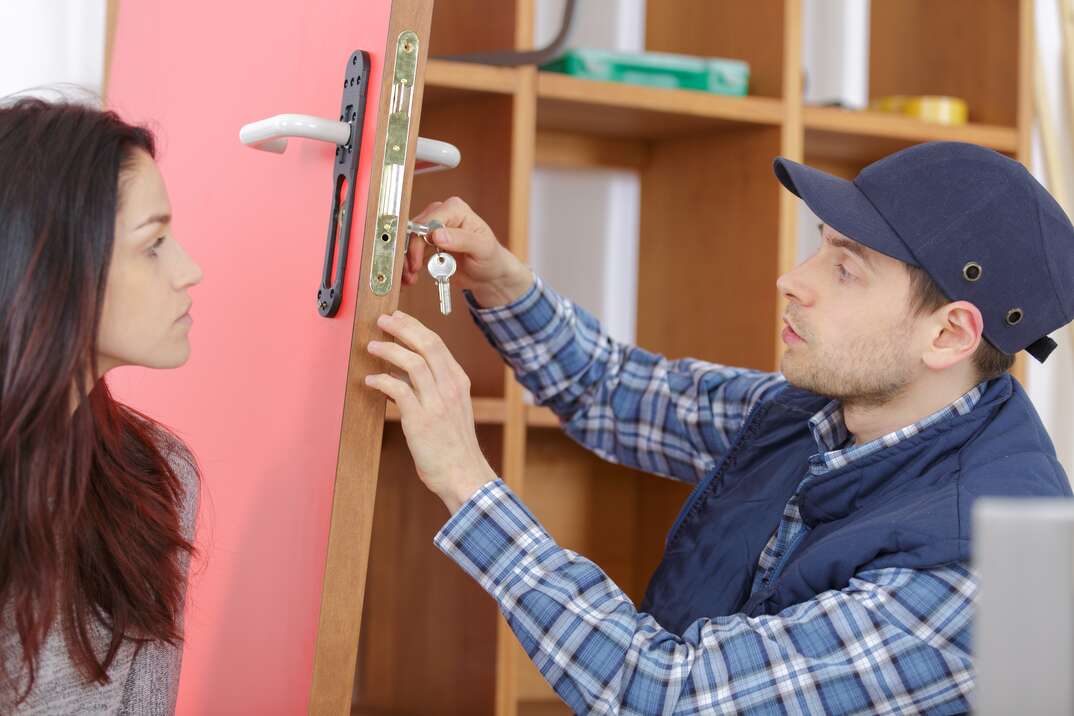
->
<box><xmin>1</xmin><ymin>437</ymin><xmax>199</xmax><ymax>714</ymax></box>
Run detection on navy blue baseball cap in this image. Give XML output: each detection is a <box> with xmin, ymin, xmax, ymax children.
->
<box><xmin>774</xmin><ymin>142</ymin><xmax>1074</xmax><ymax>362</ymax></box>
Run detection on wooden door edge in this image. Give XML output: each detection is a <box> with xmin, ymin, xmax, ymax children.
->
<box><xmin>308</xmin><ymin>0</ymin><xmax>436</xmax><ymax>712</ymax></box>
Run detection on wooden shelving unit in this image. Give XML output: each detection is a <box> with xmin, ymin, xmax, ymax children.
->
<box><xmin>358</xmin><ymin>2</ymin><xmax>1033</xmax><ymax>714</ymax></box>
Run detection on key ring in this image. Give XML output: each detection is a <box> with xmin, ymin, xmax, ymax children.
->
<box><xmin>402</xmin><ymin>233</ymin><xmax>436</xmax><ymax>254</ymax></box>
<box><xmin>404</xmin><ymin>219</ymin><xmax>443</xmax><ymax>254</ymax></box>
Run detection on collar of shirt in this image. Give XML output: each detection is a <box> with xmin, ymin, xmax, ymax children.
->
<box><xmin>806</xmin><ymin>379</ymin><xmax>991</xmax><ymax>475</ymax></box>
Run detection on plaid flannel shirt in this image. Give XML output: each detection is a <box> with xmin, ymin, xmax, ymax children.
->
<box><xmin>434</xmin><ymin>276</ymin><xmax>979</xmax><ymax>714</ymax></box>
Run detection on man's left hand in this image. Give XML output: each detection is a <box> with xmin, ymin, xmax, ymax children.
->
<box><xmin>364</xmin><ymin>310</ymin><xmax>498</xmax><ymax>514</ymax></box>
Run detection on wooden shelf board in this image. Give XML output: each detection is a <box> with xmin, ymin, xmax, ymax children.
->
<box><xmin>385</xmin><ymin>396</ymin><xmax>507</xmax><ymax>424</ymax></box>
<box><xmin>423</xmin><ymin>59</ymin><xmax>518</xmax><ymax>106</ymax></box>
<box><xmin>537</xmin><ymin>72</ymin><xmax>784</xmax><ymax>139</ymax></box>
<box><xmin>525</xmin><ymin>405</ymin><xmax>560</xmax><ymax>428</ymax></box>
<box><xmin>517</xmin><ymin>699</ymin><xmax>571</xmax><ymax>716</ymax></box>
<box><xmin>803</xmin><ymin>106</ymin><xmax>1019</xmax><ymax>165</ymax></box>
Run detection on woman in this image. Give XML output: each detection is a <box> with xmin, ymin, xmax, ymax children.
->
<box><xmin>0</xmin><ymin>98</ymin><xmax>203</xmax><ymax>713</ymax></box>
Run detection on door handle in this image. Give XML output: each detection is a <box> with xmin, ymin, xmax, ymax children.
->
<box><xmin>238</xmin><ymin>114</ymin><xmax>460</xmax><ymax>174</ymax></box>
<box><xmin>237</xmin><ymin>49</ymin><xmax>373</xmax><ymax>318</ymax></box>
<box><xmin>238</xmin><ymin>42</ymin><xmax>453</xmax><ymax>317</ymax></box>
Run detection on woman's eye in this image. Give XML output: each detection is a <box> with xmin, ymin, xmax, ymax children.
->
<box><xmin>836</xmin><ymin>263</ymin><xmax>851</xmax><ymax>280</ymax></box>
<box><xmin>148</xmin><ymin>236</ymin><xmax>165</xmax><ymax>256</ymax></box>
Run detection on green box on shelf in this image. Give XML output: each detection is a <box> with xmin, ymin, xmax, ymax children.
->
<box><xmin>541</xmin><ymin>49</ymin><xmax>750</xmax><ymax>96</ymax></box>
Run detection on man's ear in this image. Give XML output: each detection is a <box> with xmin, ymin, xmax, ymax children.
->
<box><xmin>922</xmin><ymin>301</ymin><xmax>984</xmax><ymax>370</ymax></box>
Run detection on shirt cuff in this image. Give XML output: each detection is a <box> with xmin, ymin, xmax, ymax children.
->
<box><xmin>433</xmin><ymin>478</ymin><xmax>555</xmax><ymax>597</ymax></box>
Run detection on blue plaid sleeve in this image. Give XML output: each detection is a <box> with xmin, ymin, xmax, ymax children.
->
<box><xmin>436</xmin><ymin>479</ymin><xmax>977</xmax><ymax>716</ymax></box>
<box><xmin>465</xmin><ymin>278</ymin><xmax>786</xmax><ymax>484</ymax></box>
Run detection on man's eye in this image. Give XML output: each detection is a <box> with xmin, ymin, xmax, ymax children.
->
<box><xmin>836</xmin><ymin>263</ymin><xmax>851</xmax><ymax>280</ymax></box>
<box><xmin>148</xmin><ymin>236</ymin><xmax>165</xmax><ymax>256</ymax></box>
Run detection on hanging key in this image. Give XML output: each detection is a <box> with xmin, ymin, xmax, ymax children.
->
<box><xmin>427</xmin><ymin>251</ymin><xmax>457</xmax><ymax>315</ymax></box>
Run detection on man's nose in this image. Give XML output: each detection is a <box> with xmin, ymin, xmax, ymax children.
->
<box><xmin>777</xmin><ymin>263</ymin><xmax>814</xmax><ymax>307</ymax></box>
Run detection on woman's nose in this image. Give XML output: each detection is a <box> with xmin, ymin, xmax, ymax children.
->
<box><xmin>186</xmin><ymin>259</ymin><xmax>204</xmax><ymax>288</ymax></box>
<box><xmin>174</xmin><ymin>240</ymin><xmax>204</xmax><ymax>288</ymax></box>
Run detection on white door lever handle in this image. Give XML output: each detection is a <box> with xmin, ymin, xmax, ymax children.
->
<box><xmin>412</xmin><ymin>137</ymin><xmax>461</xmax><ymax>174</ymax></box>
<box><xmin>239</xmin><ymin>113</ymin><xmax>350</xmax><ymax>154</ymax></box>
<box><xmin>238</xmin><ymin>113</ymin><xmax>460</xmax><ymax>174</ymax></box>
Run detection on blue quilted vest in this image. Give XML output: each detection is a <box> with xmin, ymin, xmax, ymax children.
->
<box><xmin>640</xmin><ymin>374</ymin><xmax>1073</xmax><ymax>634</ymax></box>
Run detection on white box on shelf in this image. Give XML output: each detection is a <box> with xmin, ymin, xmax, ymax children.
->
<box><xmin>802</xmin><ymin>0</ymin><xmax>870</xmax><ymax>109</ymax></box>
<box><xmin>525</xmin><ymin>169</ymin><xmax>641</xmax><ymax>406</ymax></box>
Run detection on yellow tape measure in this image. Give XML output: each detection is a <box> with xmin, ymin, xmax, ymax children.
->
<box><xmin>870</xmin><ymin>95</ymin><xmax>969</xmax><ymax>125</ymax></box>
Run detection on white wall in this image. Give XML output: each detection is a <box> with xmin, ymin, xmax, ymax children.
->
<box><xmin>0</xmin><ymin>0</ymin><xmax>106</xmax><ymax>103</ymax></box>
<box><xmin>1028</xmin><ymin>0</ymin><xmax>1074</xmax><ymax>476</ymax></box>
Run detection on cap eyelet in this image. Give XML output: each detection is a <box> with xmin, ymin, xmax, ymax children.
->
<box><xmin>962</xmin><ymin>262</ymin><xmax>983</xmax><ymax>282</ymax></box>
<box><xmin>1005</xmin><ymin>308</ymin><xmax>1023</xmax><ymax>325</ymax></box>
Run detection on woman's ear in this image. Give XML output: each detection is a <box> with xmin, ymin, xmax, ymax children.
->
<box><xmin>922</xmin><ymin>301</ymin><xmax>984</xmax><ymax>371</ymax></box>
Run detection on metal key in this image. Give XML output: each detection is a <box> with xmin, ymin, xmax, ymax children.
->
<box><xmin>427</xmin><ymin>251</ymin><xmax>457</xmax><ymax>315</ymax></box>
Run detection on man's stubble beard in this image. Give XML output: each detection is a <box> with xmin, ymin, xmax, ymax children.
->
<box><xmin>780</xmin><ymin>319</ymin><xmax>916</xmax><ymax>409</ymax></box>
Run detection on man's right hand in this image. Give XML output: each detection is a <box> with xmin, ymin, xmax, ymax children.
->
<box><xmin>403</xmin><ymin>197</ymin><xmax>535</xmax><ymax>309</ymax></box>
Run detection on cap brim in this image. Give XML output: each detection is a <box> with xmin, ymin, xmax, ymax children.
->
<box><xmin>773</xmin><ymin>157</ymin><xmax>920</xmax><ymax>267</ymax></box>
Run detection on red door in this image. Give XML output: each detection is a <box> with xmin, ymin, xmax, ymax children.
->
<box><xmin>106</xmin><ymin>1</ymin><xmax>433</xmax><ymax>711</ymax></box>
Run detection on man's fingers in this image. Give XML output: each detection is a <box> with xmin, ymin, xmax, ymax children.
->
<box><xmin>376</xmin><ymin>311</ymin><xmax>466</xmax><ymax>393</ymax></box>
<box><xmin>427</xmin><ymin>226</ymin><xmax>486</xmax><ymax>256</ymax></box>
<box><xmin>404</xmin><ymin>234</ymin><xmax>426</xmax><ymax>282</ymax></box>
<box><xmin>410</xmin><ymin>199</ymin><xmax>444</xmax><ymax>226</ymax></box>
<box><xmin>405</xmin><ymin>200</ymin><xmax>449</xmax><ymax>285</ymax></box>
<box><xmin>367</xmin><ymin>340</ymin><xmax>440</xmax><ymax>406</ymax></box>
<box><xmin>364</xmin><ymin>372</ymin><xmax>420</xmax><ymax>413</ymax></box>
<box><xmin>414</xmin><ymin>196</ymin><xmax>485</xmax><ymax>235</ymax></box>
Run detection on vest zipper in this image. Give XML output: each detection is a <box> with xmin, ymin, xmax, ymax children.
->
<box><xmin>765</xmin><ymin>528</ymin><xmax>809</xmax><ymax>586</ymax></box>
<box><xmin>663</xmin><ymin>401</ymin><xmax>771</xmax><ymax>549</ymax></box>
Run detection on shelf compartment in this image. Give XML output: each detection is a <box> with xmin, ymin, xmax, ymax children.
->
<box><xmin>804</xmin><ymin>106</ymin><xmax>1019</xmax><ymax>166</ymax></box>
<box><xmin>427</xmin><ymin>0</ymin><xmax>516</xmax><ymax>60</ymax></box>
<box><xmin>638</xmin><ymin>125</ymin><xmax>783</xmax><ymax>370</ymax></box>
<box><xmin>868</xmin><ymin>0</ymin><xmax>1020</xmax><ymax>128</ymax></box>
<box><xmin>537</xmin><ymin>72</ymin><xmax>784</xmax><ymax>139</ymax></box>
<box><xmin>352</xmin><ymin>424</ymin><xmax>504</xmax><ymax>715</ymax></box>
<box><xmin>406</xmin><ymin>93</ymin><xmax>516</xmax><ymax>397</ymax></box>
<box><xmin>645</xmin><ymin>0</ymin><xmax>787</xmax><ymax>99</ymax></box>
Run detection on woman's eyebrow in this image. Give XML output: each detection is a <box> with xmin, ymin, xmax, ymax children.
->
<box><xmin>134</xmin><ymin>213</ymin><xmax>171</xmax><ymax>231</ymax></box>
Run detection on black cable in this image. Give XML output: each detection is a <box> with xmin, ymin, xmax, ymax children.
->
<box><xmin>434</xmin><ymin>0</ymin><xmax>578</xmax><ymax>66</ymax></box>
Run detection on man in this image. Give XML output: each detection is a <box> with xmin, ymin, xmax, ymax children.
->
<box><xmin>364</xmin><ymin>142</ymin><xmax>1074</xmax><ymax>714</ymax></box>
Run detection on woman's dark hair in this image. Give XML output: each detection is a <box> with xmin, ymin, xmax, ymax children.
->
<box><xmin>0</xmin><ymin>98</ymin><xmax>197</xmax><ymax>701</ymax></box>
